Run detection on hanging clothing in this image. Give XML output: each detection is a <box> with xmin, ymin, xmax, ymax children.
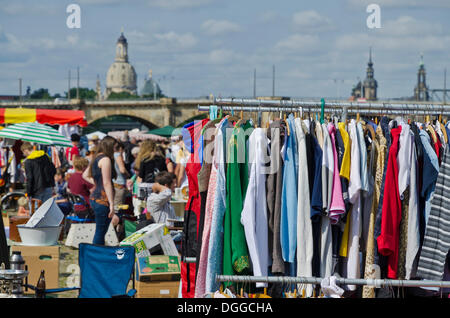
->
<box><xmin>241</xmin><ymin>128</ymin><xmax>269</xmax><ymax>288</ymax></box>
<box><xmin>320</xmin><ymin>124</ymin><xmax>333</xmax><ymax>278</ymax></box>
<box><xmin>362</xmin><ymin>126</ymin><xmax>385</xmax><ymax>298</ymax></box>
<box><xmin>294</xmin><ymin>118</ymin><xmax>313</xmax><ymax>297</ymax></box>
<box><xmin>280</xmin><ymin>115</ymin><xmax>298</xmax><ymax>265</ymax></box>
<box><xmin>417</xmin><ymin>147</ymin><xmax>450</xmax><ymax>281</ymax></box>
<box><xmin>419</xmin><ymin>130</ymin><xmax>439</xmax><ymax>226</ymax></box>
<box><xmin>181</xmin><ymin>118</ymin><xmax>209</xmax><ymax>298</ymax></box>
<box><xmin>377</xmin><ymin>126</ymin><xmax>402</xmax><ymax>279</ymax></box>
<box><xmin>223</xmin><ymin>122</ymin><xmax>252</xmax><ymax>284</ymax></box>
<box><xmin>205</xmin><ymin>118</ymin><xmax>231</xmax><ymax>294</ymax></box>
<box><xmin>266</xmin><ymin>120</ymin><xmax>286</xmax><ymax>274</ymax></box>
<box><xmin>195</xmin><ymin>119</ymin><xmax>218</xmax><ymax>285</ymax></box>
<box><xmin>195</xmin><ymin>117</ymin><xmax>228</xmax><ymax>298</ymax></box>
<box><xmin>342</xmin><ymin>120</ymin><xmax>363</xmax><ymax>290</ymax></box>
<box><xmin>328</xmin><ymin>124</ymin><xmax>346</xmax><ymax>224</ymax></box>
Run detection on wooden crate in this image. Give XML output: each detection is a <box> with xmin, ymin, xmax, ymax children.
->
<box><xmin>135</xmin><ymin>280</ymin><xmax>180</xmax><ymax>298</ymax></box>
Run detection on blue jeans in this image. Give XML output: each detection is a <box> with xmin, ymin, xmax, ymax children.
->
<box><xmin>90</xmin><ymin>200</ymin><xmax>111</xmax><ymax>245</ymax></box>
<box><xmin>30</xmin><ymin>187</ymin><xmax>53</xmax><ymax>211</ymax></box>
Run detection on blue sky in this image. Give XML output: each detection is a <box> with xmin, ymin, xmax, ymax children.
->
<box><xmin>1</xmin><ymin>0</ymin><xmax>450</xmax><ymax>99</ymax></box>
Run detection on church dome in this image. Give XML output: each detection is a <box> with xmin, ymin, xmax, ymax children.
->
<box><xmin>141</xmin><ymin>70</ymin><xmax>161</xmax><ymax>97</ymax></box>
<box><xmin>105</xmin><ymin>32</ymin><xmax>137</xmax><ymax>96</ymax></box>
<box><xmin>106</xmin><ymin>62</ymin><xmax>137</xmax><ymax>93</ymax></box>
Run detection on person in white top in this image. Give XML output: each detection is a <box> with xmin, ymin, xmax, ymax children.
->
<box><xmin>147</xmin><ymin>171</ymin><xmax>177</xmax><ymax>227</ymax></box>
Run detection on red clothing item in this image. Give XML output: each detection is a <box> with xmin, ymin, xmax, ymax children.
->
<box><xmin>433</xmin><ymin>132</ymin><xmax>442</xmax><ymax>164</ymax></box>
<box><xmin>377</xmin><ymin>126</ymin><xmax>402</xmax><ymax>279</ymax></box>
<box><xmin>66</xmin><ymin>146</ymin><xmax>79</xmax><ymax>162</ymax></box>
<box><xmin>181</xmin><ymin>118</ymin><xmax>209</xmax><ymax>298</ymax></box>
<box><xmin>68</xmin><ymin>171</ymin><xmax>93</xmax><ymax>206</ymax></box>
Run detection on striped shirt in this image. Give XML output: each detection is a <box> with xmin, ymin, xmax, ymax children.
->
<box><xmin>417</xmin><ymin>147</ymin><xmax>450</xmax><ymax>280</ymax></box>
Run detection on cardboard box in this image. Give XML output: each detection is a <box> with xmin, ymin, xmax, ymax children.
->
<box><xmin>135</xmin><ymin>280</ymin><xmax>180</xmax><ymax>298</ymax></box>
<box><xmin>11</xmin><ymin>245</ymin><xmax>60</xmax><ymax>294</ymax></box>
<box><xmin>120</xmin><ymin>223</ymin><xmax>178</xmax><ymax>258</ymax></box>
<box><xmin>136</xmin><ymin>255</ymin><xmax>181</xmax><ymax>282</ymax></box>
<box><xmin>9</xmin><ymin>216</ymin><xmax>30</xmax><ymax>242</ymax></box>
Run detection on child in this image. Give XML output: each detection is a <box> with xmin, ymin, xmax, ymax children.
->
<box><xmin>129</xmin><ymin>166</ymin><xmax>145</xmax><ymax>217</ymax></box>
<box><xmin>17</xmin><ymin>196</ymin><xmax>30</xmax><ymax>217</ymax></box>
<box><xmin>54</xmin><ymin>168</ymin><xmax>71</xmax><ymax>215</ymax></box>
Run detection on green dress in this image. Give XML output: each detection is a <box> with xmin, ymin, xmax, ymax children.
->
<box><xmin>223</xmin><ymin>122</ymin><xmax>253</xmax><ymax>285</ymax></box>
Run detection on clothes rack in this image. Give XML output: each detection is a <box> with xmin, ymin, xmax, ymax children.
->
<box><xmin>215</xmin><ymin>275</ymin><xmax>450</xmax><ymax>289</ymax></box>
<box><xmin>199</xmin><ymin>97</ymin><xmax>450</xmax><ymax>117</ymax></box>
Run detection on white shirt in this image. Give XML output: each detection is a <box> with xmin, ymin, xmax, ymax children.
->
<box><xmin>294</xmin><ymin>118</ymin><xmax>313</xmax><ymax>297</ymax></box>
<box><xmin>147</xmin><ymin>189</ymin><xmax>176</xmax><ymax>227</ymax></box>
<box><xmin>240</xmin><ymin>128</ymin><xmax>269</xmax><ymax>288</ymax></box>
<box><xmin>320</xmin><ymin>123</ymin><xmax>334</xmax><ymax>278</ymax></box>
<box><xmin>345</xmin><ymin>119</ymin><xmax>362</xmax><ymax>290</ymax></box>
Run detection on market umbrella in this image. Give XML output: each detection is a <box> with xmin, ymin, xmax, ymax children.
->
<box><xmin>0</xmin><ymin>122</ymin><xmax>72</xmax><ymax>147</ymax></box>
<box><xmin>147</xmin><ymin>125</ymin><xmax>177</xmax><ymax>137</ymax></box>
<box><xmin>0</xmin><ymin>108</ymin><xmax>87</xmax><ymax>126</ymax></box>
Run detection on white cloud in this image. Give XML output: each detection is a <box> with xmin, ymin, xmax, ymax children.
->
<box><xmin>275</xmin><ymin>34</ymin><xmax>320</xmax><ymax>52</ymax></box>
<box><xmin>208</xmin><ymin>49</ymin><xmax>237</xmax><ymax>64</ymax></box>
<box><xmin>0</xmin><ymin>3</ymin><xmax>58</xmax><ymax>15</ymax></box>
<box><xmin>78</xmin><ymin>0</ymin><xmax>122</xmax><ymax>4</ymax></box>
<box><xmin>201</xmin><ymin>19</ymin><xmax>242</xmax><ymax>36</ymax></box>
<box><xmin>380</xmin><ymin>16</ymin><xmax>443</xmax><ymax>36</ymax></box>
<box><xmin>292</xmin><ymin>10</ymin><xmax>334</xmax><ymax>32</ymax></box>
<box><xmin>259</xmin><ymin>11</ymin><xmax>279</xmax><ymax>23</ymax></box>
<box><xmin>148</xmin><ymin>0</ymin><xmax>212</xmax><ymax>10</ymax></box>
<box><xmin>154</xmin><ymin>31</ymin><xmax>198</xmax><ymax>49</ymax></box>
<box><xmin>347</xmin><ymin>0</ymin><xmax>450</xmax><ymax>8</ymax></box>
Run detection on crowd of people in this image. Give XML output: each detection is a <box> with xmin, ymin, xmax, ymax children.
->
<box><xmin>0</xmin><ymin>131</ymin><xmax>190</xmax><ymax>246</ymax></box>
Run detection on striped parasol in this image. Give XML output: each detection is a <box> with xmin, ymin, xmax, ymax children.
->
<box><xmin>0</xmin><ymin>122</ymin><xmax>72</xmax><ymax>147</ymax></box>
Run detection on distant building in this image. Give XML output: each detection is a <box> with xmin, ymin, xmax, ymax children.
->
<box><xmin>105</xmin><ymin>31</ymin><xmax>137</xmax><ymax>98</ymax></box>
<box><xmin>351</xmin><ymin>80</ymin><xmax>363</xmax><ymax>99</ymax></box>
<box><xmin>363</xmin><ymin>48</ymin><xmax>378</xmax><ymax>101</ymax></box>
<box><xmin>414</xmin><ymin>54</ymin><xmax>429</xmax><ymax>101</ymax></box>
<box><xmin>351</xmin><ymin>48</ymin><xmax>378</xmax><ymax>101</ymax></box>
<box><xmin>141</xmin><ymin>70</ymin><xmax>161</xmax><ymax>98</ymax></box>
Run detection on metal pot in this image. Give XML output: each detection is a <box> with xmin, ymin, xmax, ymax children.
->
<box><xmin>9</xmin><ymin>252</ymin><xmax>25</xmax><ymax>271</ymax></box>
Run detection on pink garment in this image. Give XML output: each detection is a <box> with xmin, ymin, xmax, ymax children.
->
<box><xmin>194</xmin><ymin>117</ymin><xmax>228</xmax><ymax>298</ymax></box>
<box><xmin>327</xmin><ymin>123</ymin><xmax>346</xmax><ymax>224</ymax></box>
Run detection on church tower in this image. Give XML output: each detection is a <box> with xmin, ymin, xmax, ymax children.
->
<box><xmin>363</xmin><ymin>47</ymin><xmax>378</xmax><ymax>101</ymax></box>
<box><xmin>105</xmin><ymin>29</ymin><xmax>137</xmax><ymax>98</ymax></box>
<box><xmin>414</xmin><ymin>54</ymin><xmax>429</xmax><ymax>101</ymax></box>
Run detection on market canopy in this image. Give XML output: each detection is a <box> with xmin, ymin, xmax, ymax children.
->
<box><xmin>0</xmin><ymin>108</ymin><xmax>88</xmax><ymax>127</ymax></box>
<box><xmin>147</xmin><ymin>125</ymin><xmax>179</xmax><ymax>137</ymax></box>
<box><xmin>0</xmin><ymin>122</ymin><xmax>72</xmax><ymax>147</ymax></box>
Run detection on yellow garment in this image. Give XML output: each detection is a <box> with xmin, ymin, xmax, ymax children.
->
<box><xmin>440</xmin><ymin>122</ymin><xmax>448</xmax><ymax>144</ymax></box>
<box><xmin>338</xmin><ymin>122</ymin><xmax>351</xmax><ymax>180</ymax></box>
<box><xmin>339</xmin><ymin>210</ymin><xmax>351</xmax><ymax>257</ymax></box>
<box><xmin>26</xmin><ymin>150</ymin><xmax>46</xmax><ymax>160</ymax></box>
<box><xmin>427</xmin><ymin>125</ymin><xmax>438</xmax><ymax>145</ymax></box>
<box><xmin>5</xmin><ymin>108</ymin><xmax>36</xmax><ymax>124</ymax></box>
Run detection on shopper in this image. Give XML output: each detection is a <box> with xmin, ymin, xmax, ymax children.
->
<box><xmin>21</xmin><ymin>142</ymin><xmax>56</xmax><ymax>204</ymax></box>
<box><xmin>66</xmin><ymin>133</ymin><xmax>81</xmax><ymax>167</ymax></box>
<box><xmin>113</xmin><ymin>141</ymin><xmax>130</xmax><ymax>207</ymax></box>
<box><xmin>135</xmin><ymin>139</ymin><xmax>167</xmax><ymax>184</ymax></box>
<box><xmin>53</xmin><ymin>168</ymin><xmax>71</xmax><ymax>215</ymax></box>
<box><xmin>83</xmin><ymin>136</ymin><xmax>119</xmax><ymax>245</ymax></box>
<box><xmin>68</xmin><ymin>156</ymin><xmax>93</xmax><ymax>206</ymax></box>
<box><xmin>147</xmin><ymin>171</ymin><xmax>177</xmax><ymax>226</ymax></box>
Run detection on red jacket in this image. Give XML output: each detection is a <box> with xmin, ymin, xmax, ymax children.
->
<box><xmin>377</xmin><ymin>126</ymin><xmax>402</xmax><ymax>279</ymax></box>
